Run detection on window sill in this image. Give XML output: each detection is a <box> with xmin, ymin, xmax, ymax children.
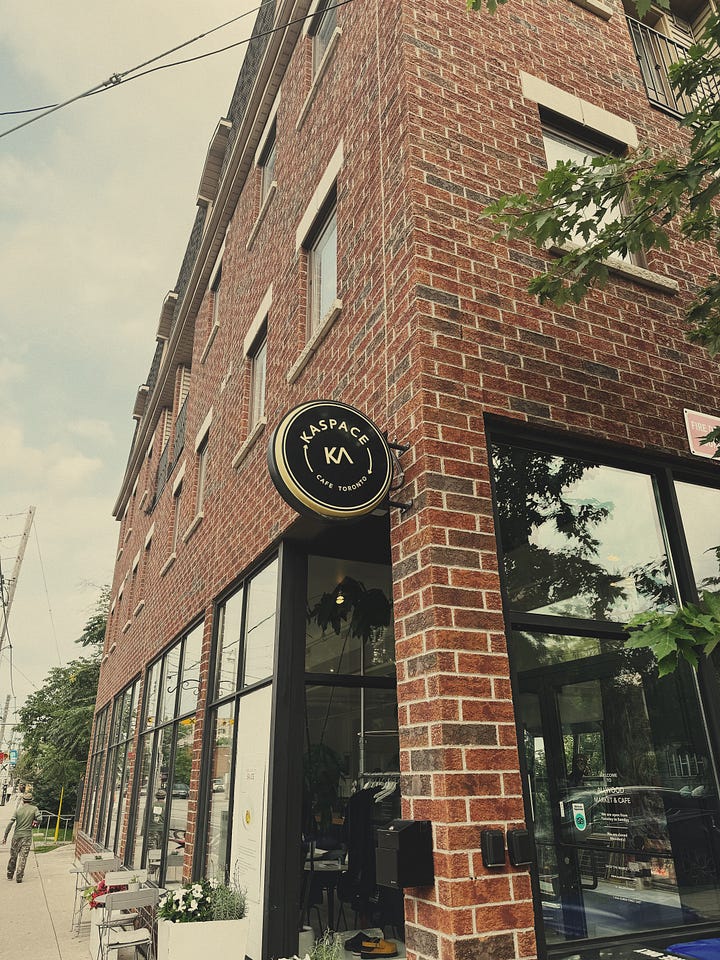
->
<box><xmin>121</xmin><ymin>621</ymin><xmax>131</xmax><ymax>635</ymax></box>
<box><xmin>182</xmin><ymin>513</ymin><xmax>204</xmax><ymax>543</ymax></box>
<box><xmin>569</xmin><ymin>0</ymin><xmax>612</xmax><ymax>19</ymax></box>
<box><xmin>287</xmin><ymin>300</ymin><xmax>342</xmax><ymax>384</ymax></box>
<box><xmin>246</xmin><ymin>182</ymin><xmax>277</xmax><ymax>251</ymax></box>
<box><xmin>296</xmin><ymin>27</ymin><xmax>343</xmax><ymax>132</ymax></box>
<box><xmin>201</xmin><ymin>322</ymin><xmax>220</xmax><ymax>364</ymax></box>
<box><xmin>232</xmin><ymin>418</ymin><xmax>267</xmax><ymax>469</ymax></box>
<box><xmin>160</xmin><ymin>553</ymin><xmax>176</xmax><ymax>577</ymax></box>
<box><xmin>124</xmin><ymin>526</ymin><xmax>133</xmax><ymax>544</ymax></box>
<box><xmin>547</xmin><ymin>243</ymin><xmax>679</xmax><ymax>294</ymax></box>
<box><xmin>138</xmin><ymin>489</ymin><xmax>148</xmax><ymax>510</ymax></box>
<box><xmin>133</xmin><ymin>600</ymin><xmax>145</xmax><ymax>617</ymax></box>
<box><xmin>116</xmin><ymin>547</ymin><xmax>123</xmax><ymax>562</ymax></box>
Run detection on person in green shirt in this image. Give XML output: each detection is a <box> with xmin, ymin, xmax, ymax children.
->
<box><xmin>3</xmin><ymin>792</ymin><xmax>41</xmax><ymax>883</ymax></box>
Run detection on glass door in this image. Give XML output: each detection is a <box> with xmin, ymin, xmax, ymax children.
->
<box><xmin>518</xmin><ymin>650</ymin><xmax>720</xmax><ymax>945</ymax></box>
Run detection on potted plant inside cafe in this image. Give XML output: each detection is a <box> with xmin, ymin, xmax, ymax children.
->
<box><xmin>156</xmin><ymin>876</ymin><xmax>248</xmax><ymax>960</ymax></box>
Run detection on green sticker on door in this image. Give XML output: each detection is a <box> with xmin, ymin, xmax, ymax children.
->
<box><xmin>572</xmin><ymin>802</ymin><xmax>588</xmax><ymax>831</ymax></box>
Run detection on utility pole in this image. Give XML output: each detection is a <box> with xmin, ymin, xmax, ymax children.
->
<box><xmin>0</xmin><ymin>695</ymin><xmax>10</xmax><ymax>748</ymax></box>
<box><xmin>0</xmin><ymin>505</ymin><xmax>35</xmax><ymax>658</ymax></box>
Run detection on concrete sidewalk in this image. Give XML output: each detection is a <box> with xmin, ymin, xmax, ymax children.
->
<box><xmin>0</xmin><ymin>795</ymin><xmax>88</xmax><ymax>960</ymax></box>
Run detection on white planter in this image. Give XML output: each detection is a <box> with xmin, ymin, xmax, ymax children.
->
<box><xmin>157</xmin><ymin>916</ymin><xmax>249</xmax><ymax>960</ymax></box>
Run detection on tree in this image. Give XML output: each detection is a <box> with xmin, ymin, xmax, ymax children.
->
<box><xmin>14</xmin><ymin>587</ymin><xmax>108</xmax><ymax>811</ymax></box>
<box><xmin>468</xmin><ymin>0</ymin><xmax>720</xmax><ymax>668</ymax></box>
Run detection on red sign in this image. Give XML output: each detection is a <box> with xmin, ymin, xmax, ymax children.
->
<box><xmin>684</xmin><ymin>408</ymin><xmax>720</xmax><ymax>460</ymax></box>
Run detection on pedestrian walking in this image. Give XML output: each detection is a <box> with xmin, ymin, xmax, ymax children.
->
<box><xmin>3</xmin><ymin>792</ymin><xmax>40</xmax><ymax>883</ymax></box>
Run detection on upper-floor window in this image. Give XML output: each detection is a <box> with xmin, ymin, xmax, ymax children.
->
<box><xmin>312</xmin><ymin>1</ymin><xmax>337</xmax><ymax>75</ymax></box>
<box><xmin>249</xmin><ymin>324</ymin><xmax>267</xmax><ymax>429</ymax></box>
<box><xmin>307</xmin><ymin>200</ymin><xmax>337</xmax><ymax>335</ymax></box>
<box><xmin>542</xmin><ymin>124</ymin><xmax>641</xmax><ymax>266</ymax></box>
<box><xmin>259</xmin><ymin>122</ymin><xmax>277</xmax><ymax>207</ymax></box>
<box><xmin>196</xmin><ymin>435</ymin><xmax>209</xmax><ymax>515</ymax></box>
<box><xmin>210</xmin><ymin>261</ymin><xmax>222</xmax><ymax>327</ymax></box>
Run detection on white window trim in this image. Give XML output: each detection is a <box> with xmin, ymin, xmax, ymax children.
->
<box><xmin>160</xmin><ymin>553</ymin><xmax>177</xmax><ymax>577</ymax></box>
<box><xmin>296</xmin><ymin>142</ymin><xmax>344</xmax><ymax>253</ymax></box>
<box><xmin>133</xmin><ymin>600</ymin><xmax>145</xmax><ymax>617</ymax></box>
<box><xmin>132</xmin><ymin>550</ymin><xmax>141</xmax><ymax>575</ymax></box>
<box><xmin>287</xmin><ymin>299</ymin><xmax>342</xmax><ymax>384</ymax></box>
<box><xmin>244</xmin><ymin>286</ymin><xmax>273</xmax><ymax>356</ymax></box>
<box><xmin>232</xmin><ymin>417</ymin><xmax>267</xmax><ymax>469</ymax></box>
<box><xmin>182</xmin><ymin>512</ymin><xmax>204</xmax><ymax>544</ymax></box>
<box><xmin>144</xmin><ymin>523</ymin><xmax>155</xmax><ymax>549</ymax></box>
<box><xmin>246</xmin><ymin>181</ymin><xmax>277</xmax><ymax>251</ymax></box>
<box><xmin>254</xmin><ymin>95</ymin><xmax>281</xmax><ymax>166</ymax></box>
<box><xmin>570</xmin><ymin>0</ymin><xmax>612</xmax><ymax>17</ymax></box>
<box><xmin>545</xmin><ymin>238</ymin><xmax>679</xmax><ymax>293</ymax></box>
<box><xmin>194</xmin><ymin>409</ymin><xmax>213</xmax><ymax>452</ymax></box>
<box><xmin>172</xmin><ymin>461</ymin><xmax>186</xmax><ymax>495</ymax></box>
<box><xmin>296</xmin><ymin>26</ymin><xmax>343</xmax><ymax>131</ymax></box>
<box><xmin>520</xmin><ymin>73</ymin><xmax>639</xmax><ymax>147</ymax></box>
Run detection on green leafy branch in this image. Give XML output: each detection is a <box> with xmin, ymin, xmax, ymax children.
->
<box><xmin>625</xmin><ymin>591</ymin><xmax>720</xmax><ymax>676</ymax></box>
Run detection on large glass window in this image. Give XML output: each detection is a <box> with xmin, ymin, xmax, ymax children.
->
<box><xmin>82</xmin><ymin>704</ymin><xmax>110</xmax><ymax>836</ymax></box>
<box><xmin>203</xmin><ymin>558</ymin><xmax>278</xmax><ymax>960</ymax></box>
<box><xmin>131</xmin><ymin>621</ymin><xmax>204</xmax><ymax>885</ymax></box>
<box><xmin>301</xmin><ymin>556</ymin><xmax>401</xmax><ymax>944</ymax></box>
<box><xmin>311</xmin><ymin>1</ymin><xmax>337</xmax><ymax>74</ymax></box>
<box><xmin>493</xmin><ymin>445</ymin><xmax>677</xmax><ymax>620</ymax></box>
<box><xmin>203</xmin><ymin>558</ymin><xmax>279</xmax><ymax>879</ymax></box>
<box><xmin>94</xmin><ymin>681</ymin><xmax>138</xmax><ymax>855</ymax></box>
<box><xmin>491</xmin><ymin>438</ymin><xmax>720</xmax><ymax>950</ymax></box>
<box><xmin>675</xmin><ymin>481</ymin><xmax>720</xmax><ymax>593</ymax></box>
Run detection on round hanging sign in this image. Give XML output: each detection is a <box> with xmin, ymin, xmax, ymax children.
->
<box><xmin>268</xmin><ymin>400</ymin><xmax>393</xmax><ymax>519</ymax></box>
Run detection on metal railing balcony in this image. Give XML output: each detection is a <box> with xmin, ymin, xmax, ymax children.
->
<box><xmin>626</xmin><ymin>16</ymin><xmax>719</xmax><ymax>117</ymax></box>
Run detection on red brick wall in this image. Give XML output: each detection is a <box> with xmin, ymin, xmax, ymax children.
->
<box><xmin>85</xmin><ymin>2</ymin><xmax>720</xmax><ymax>959</ymax></box>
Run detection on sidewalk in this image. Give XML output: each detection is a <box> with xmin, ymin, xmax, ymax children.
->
<box><xmin>0</xmin><ymin>795</ymin><xmax>88</xmax><ymax>960</ymax></box>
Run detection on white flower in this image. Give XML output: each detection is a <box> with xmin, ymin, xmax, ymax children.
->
<box><xmin>192</xmin><ymin>884</ymin><xmax>203</xmax><ymax>896</ymax></box>
<box><xmin>189</xmin><ymin>899</ymin><xmax>198</xmax><ymax>911</ymax></box>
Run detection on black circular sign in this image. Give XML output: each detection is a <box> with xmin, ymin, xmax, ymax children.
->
<box><xmin>268</xmin><ymin>400</ymin><xmax>393</xmax><ymax>519</ymax></box>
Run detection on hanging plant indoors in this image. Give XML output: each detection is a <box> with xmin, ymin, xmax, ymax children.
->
<box><xmin>307</xmin><ymin>576</ymin><xmax>391</xmax><ymax>642</ymax></box>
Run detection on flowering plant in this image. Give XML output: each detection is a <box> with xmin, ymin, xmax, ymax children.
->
<box><xmin>158</xmin><ymin>879</ymin><xmax>214</xmax><ymax>923</ymax></box>
<box><xmin>83</xmin><ymin>878</ymin><xmax>127</xmax><ymax>909</ymax></box>
<box><xmin>158</xmin><ymin>877</ymin><xmax>247</xmax><ymax>923</ymax></box>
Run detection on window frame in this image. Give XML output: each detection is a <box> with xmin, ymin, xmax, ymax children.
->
<box><xmin>311</xmin><ymin>0</ymin><xmax>337</xmax><ymax>75</ymax></box>
<box><xmin>248</xmin><ymin>323</ymin><xmax>268</xmax><ymax>430</ymax></box>
<box><xmin>305</xmin><ymin>192</ymin><xmax>338</xmax><ymax>337</ymax></box>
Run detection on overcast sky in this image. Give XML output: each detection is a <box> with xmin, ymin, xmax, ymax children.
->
<box><xmin>0</xmin><ymin>1</ymin><xmax>258</xmax><ymax>733</ymax></box>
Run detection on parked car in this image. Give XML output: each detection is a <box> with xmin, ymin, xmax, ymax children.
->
<box><xmin>212</xmin><ymin>778</ymin><xmax>225</xmax><ymax>793</ymax></box>
<box><xmin>171</xmin><ymin>782</ymin><xmax>189</xmax><ymax>798</ymax></box>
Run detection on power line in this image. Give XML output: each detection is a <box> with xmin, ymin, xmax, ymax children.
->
<box><xmin>33</xmin><ymin>523</ymin><xmax>62</xmax><ymax>667</ymax></box>
<box><xmin>0</xmin><ymin>0</ymin><xmax>353</xmax><ymax>141</ymax></box>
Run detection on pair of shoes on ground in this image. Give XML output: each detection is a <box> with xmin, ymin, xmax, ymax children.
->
<box><xmin>344</xmin><ymin>932</ymin><xmax>398</xmax><ymax>958</ymax></box>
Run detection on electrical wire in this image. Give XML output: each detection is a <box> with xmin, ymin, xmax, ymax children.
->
<box><xmin>0</xmin><ymin>0</ymin><xmax>353</xmax><ymax>141</ymax></box>
<box><xmin>33</xmin><ymin>523</ymin><xmax>62</xmax><ymax>667</ymax></box>
<box><xmin>0</xmin><ymin>0</ymin><xmax>269</xmax><ymax>118</ymax></box>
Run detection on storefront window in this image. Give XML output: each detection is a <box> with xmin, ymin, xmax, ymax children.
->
<box><xmin>301</xmin><ymin>556</ymin><xmax>401</xmax><ymax>943</ymax></box>
<box><xmin>130</xmin><ymin>621</ymin><xmax>203</xmax><ymax>885</ymax></box>
<box><xmin>95</xmin><ymin>680</ymin><xmax>138</xmax><ymax>853</ymax></box>
<box><xmin>491</xmin><ymin>439</ymin><xmax>720</xmax><ymax>949</ymax></box>
<box><xmin>675</xmin><ymin>480</ymin><xmax>720</xmax><ymax>593</ymax></box>
<box><xmin>205</xmin><ymin>702</ymin><xmax>235</xmax><ymax>879</ymax></box>
<box><xmin>492</xmin><ymin>445</ymin><xmax>677</xmax><ymax>620</ymax></box>
<box><xmin>82</xmin><ymin>704</ymin><xmax>109</xmax><ymax>835</ymax></box>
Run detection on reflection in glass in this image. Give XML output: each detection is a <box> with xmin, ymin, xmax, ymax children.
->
<box><xmin>205</xmin><ymin>703</ymin><xmax>235</xmax><ymax>881</ymax></box>
<box><xmin>244</xmin><ymin>560</ymin><xmax>278</xmax><ymax>686</ymax></box>
<box><xmin>143</xmin><ymin>660</ymin><xmax>161</xmax><ymax>728</ymax></box>
<box><xmin>492</xmin><ymin>445</ymin><xmax>677</xmax><ymax>620</ymax></box>
<box><xmin>215</xmin><ymin>589</ymin><xmax>244</xmax><ymax>699</ymax></box>
<box><xmin>129</xmin><ymin>734</ymin><xmax>153</xmax><ymax>869</ymax></box>
<box><xmin>178</xmin><ymin>623</ymin><xmax>203</xmax><ymax>717</ymax></box>
<box><xmin>159</xmin><ymin>643</ymin><xmax>181</xmax><ymax>724</ymax></box>
<box><xmin>164</xmin><ymin>720</ymin><xmax>194</xmax><ymax>886</ymax></box>
<box><xmin>306</xmin><ymin>557</ymin><xmax>395</xmax><ymax>677</ymax></box>
<box><xmin>675</xmin><ymin>481</ymin><xmax>720</xmax><ymax>592</ymax></box>
<box><xmin>515</xmin><ymin>633</ymin><xmax>720</xmax><ymax>944</ymax></box>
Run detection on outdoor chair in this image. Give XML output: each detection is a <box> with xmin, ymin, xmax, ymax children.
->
<box><xmin>69</xmin><ymin>853</ymin><xmax>121</xmax><ymax>935</ymax></box>
<box><xmin>95</xmin><ymin>887</ymin><xmax>160</xmax><ymax>960</ymax></box>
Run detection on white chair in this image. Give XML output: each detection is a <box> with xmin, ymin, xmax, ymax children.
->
<box><xmin>70</xmin><ymin>853</ymin><xmax>121</xmax><ymax>935</ymax></box>
<box><xmin>95</xmin><ymin>887</ymin><xmax>160</xmax><ymax>960</ymax></box>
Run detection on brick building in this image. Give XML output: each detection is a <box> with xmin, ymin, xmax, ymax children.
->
<box><xmin>80</xmin><ymin>1</ymin><xmax>720</xmax><ymax>959</ymax></box>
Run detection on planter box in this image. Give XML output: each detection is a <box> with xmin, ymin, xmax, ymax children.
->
<box><xmin>157</xmin><ymin>917</ymin><xmax>249</xmax><ymax>960</ymax></box>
